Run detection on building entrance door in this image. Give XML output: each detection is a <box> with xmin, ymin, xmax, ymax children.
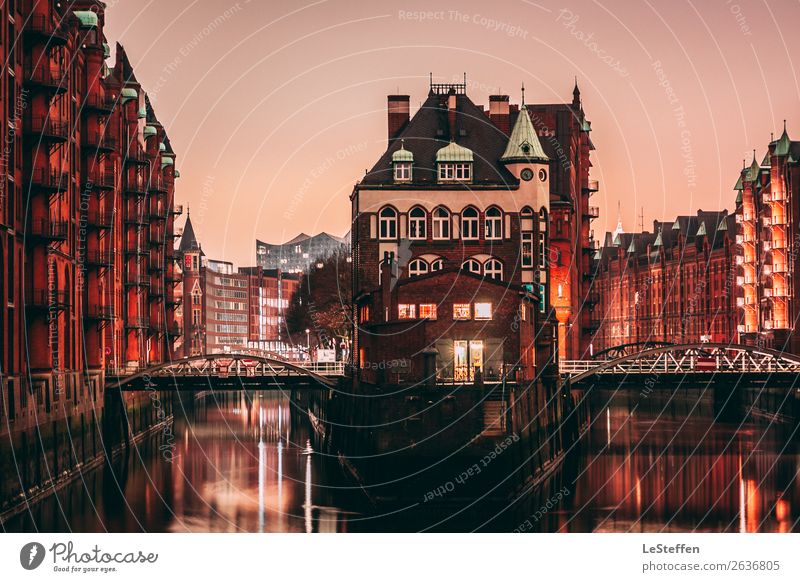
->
<box><xmin>453</xmin><ymin>340</ymin><xmax>484</xmax><ymax>382</ymax></box>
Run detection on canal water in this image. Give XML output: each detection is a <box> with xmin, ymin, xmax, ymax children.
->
<box><xmin>3</xmin><ymin>386</ymin><xmax>798</xmax><ymax>532</ymax></box>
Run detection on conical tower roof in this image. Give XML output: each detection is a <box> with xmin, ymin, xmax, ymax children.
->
<box><xmin>500</xmin><ymin>105</ymin><xmax>549</xmax><ymax>163</ymax></box>
<box><xmin>179</xmin><ymin>213</ymin><xmax>204</xmax><ymax>255</ymax></box>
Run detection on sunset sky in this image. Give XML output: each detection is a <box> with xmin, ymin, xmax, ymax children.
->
<box><xmin>104</xmin><ymin>0</ymin><xmax>800</xmax><ymax>266</ymax></box>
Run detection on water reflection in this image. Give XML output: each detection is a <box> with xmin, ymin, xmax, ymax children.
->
<box><xmin>4</xmin><ymin>392</ymin><xmax>357</xmax><ymax>533</ymax></box>
<box><xmin>526</xmin><ymin>389</ymin><xmax>799</xmax><ymax>533</ymax></box>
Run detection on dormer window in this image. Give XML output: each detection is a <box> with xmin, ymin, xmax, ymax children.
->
<box><xmin>435</xmin><ymin>141</ymin><xmax>474</xmax><ymax>183</ymax></box>
<box><xmin>394</xmin><ymin>162</ymin><xmax>412</xmax><ymax>182</ymax></box>
<box><xmin>392</xmin><ymin>141</ymin><xmax>414</xmax><ymax>183</ymax></box>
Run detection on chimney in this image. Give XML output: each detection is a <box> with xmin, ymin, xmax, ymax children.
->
<box><xmin>447</xmin><ymin>91</ymin><xmax>457</xmax><ymax>139</ymax></box>
<box><xmin>387</xmin><ymin>95</ymin><xmax>410</xmax><ymax>143</ymax></box>
<box><xmin>489</xmin><ymin>95</ymin><xmax>510</xmax><ymax>135</ymax></box>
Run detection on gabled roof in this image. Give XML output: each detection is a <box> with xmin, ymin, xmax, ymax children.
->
<box><xmin>775</xmin><ymin>127</ymin><xmax>792</xmax><ymax>157</ymax></box>
<box><xmin>500</xmin><ymin>104</ymin><xmax>549</xmax><ymax>163</ymax></box>
<box><xmin>746</xmin><ymin>155</ymin><xmax>761</xmax><ymax>182</ymax></box>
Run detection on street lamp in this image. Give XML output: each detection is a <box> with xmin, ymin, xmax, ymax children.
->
<box><xmin>305</xmin><ymin>328</ymin><xmax>310</xmax><ymax>361</ymax></box>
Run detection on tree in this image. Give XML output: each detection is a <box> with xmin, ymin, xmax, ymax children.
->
<box><xmin>286</xmin><ymin>248</ymin><xmax>352</xmax><ymax>352</ymax></box>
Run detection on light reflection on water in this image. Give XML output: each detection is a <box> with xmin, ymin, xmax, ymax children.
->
<box><xmin>4</xmin><ymin>387</ymin><xmax>798</xmax><ymax>533</ymax></box>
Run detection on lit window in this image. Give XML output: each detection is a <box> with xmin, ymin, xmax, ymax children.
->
<box><xmin>474</xmin><ymin>303</ymin><xmax>492</xmax><ymax>320</ymax></box>
<box><xmin>521</xmin><ymin>232</ymin><xmax>533</xmax><ymax>268</ymax></box>
<box><xmin>419</xmin><ymin>303</ymin><xmax>437</xmax><ymax>319</ymax></box>
<box><xmin>398</xmin><ymin>304</ymin><xmax>416</xmax><ymax>319</ymax></box>
<box><xmin>359</xmin><ymin>304</ymin><xmax>370</xmax><ymax>323</ymax></box>
<box><xmin>453</xmin><ymin>303</ymin><xmax>471</xmax><ymax>320</ymax></box>
<box><xmin>485</xmin><ymin>207</ymin><xmax>502</xmax><ymax>239</ymax></box>
<box><xmin>461</xmin><ymin>259</ymin><xmax>481</xmax><ymax>274</ymax></box>
<box><xmin>408</xmin><ymin>258</ymin><xmax>428</xmax><ymax>277</ymax></box>
<box><xmin>394</xmin><ymin>162</ymin><xmax>412</xmax><ymax>182</ymax></box>
<box><xmin>461</xmin><ymin>207</ymin><xmax>479</xmax><ymax>239</ymax></box>
<box><xmin>520</xmin><ymin>304</ymin><xmax>527</xmax><ymax>322</ymax></box>
<box><xmin>432</xmin><ymin>207</ymin><xmax>450</xmax><ymax>239</ymax></box>
<box><xmin>438</xmin><ymin>162</ymin><xmax>471</xmax><ymax>181</ymax></box>
<box><xmin>379</xmin><ymin>207</ymin><xmax>397</xmax><ymax>240</ymax></box>
<box><xmin>484</xmin><ymin>259</ymin><xmax>502</xmax><ymax>281</ymax></box>
<box><xmin>409</xmin><ymin>207</ymin><xmax>426</xmax><ymax>239</ymax></box>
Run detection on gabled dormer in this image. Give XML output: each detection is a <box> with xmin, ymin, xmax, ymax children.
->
<box><xmin>392</xmin><ymin>141</ymin><xmax>413</xmax><ymax>182</ymax></box>
<box><xmin>435</xmin><ymin>141</ymin><xmax>473</xmax><ymax>182</ymax></box>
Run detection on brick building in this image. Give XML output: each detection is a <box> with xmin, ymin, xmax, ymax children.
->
<box><xmin>179</xmin><ymin>215</ymin><xmax>299</xmax><ymax>356</ymax></box>
<box><xmin>350</xmin><ymin>80</ymin><xmax>598</xmax><ymax>383</ymax></box>
<box><xmin>734</xmin><ymin>126</ymin><xmax>800</xmax><ymax>354</ymax></box>
<box><xmin>0</xmin><ymin>1</ymin><xmax>182</xmax><ymax>425</ymax></box>
<box><xmin>590</xmin><ymin>210</ymin><xmax>737</xmax><ymax>352</ymax></box>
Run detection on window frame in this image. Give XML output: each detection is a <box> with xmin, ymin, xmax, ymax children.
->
<box><xmin>483</xmin><ymin>258</ymin><xmax>503</xmax><ymax>281</ymax></box>
<box><xmin>461</xmin><ymin>259</ymin><xmax>481</xmax><ymax>274</ymax></box>
<box><xmin>393</xmin><ymin>161</ymin><xmax>412</xmax><ymax>182</ymax></box>
<box><xmin>474</xmin><ymin>302</ymin><xmax>493</xmax><ymax>320</ymax></box>
<box><xmin>408</xmin><ymin>258</ymin><xmax>429</xmax><ymax>277</ymax></box>
<box><xmin>408</xmin><ymin>206</ymin><xmax>426</xmax><ymax>239</ymax></box>
<box><xmin>419</xmin><ymin>303</ymin><xmax>438</xmax><ymax>320</ymax></box>
<box><xmin>485</xmin><ymin>207</ymin><xmax>503</xmax><ymax>240</ymax></box>
<box><xmin>453</xmin><ymin>303</ymin><xmax>471</xmax><ymax>320</ymax></box>
<box><xmin>432</xmin><ymin>207</ymin><xmax>451</xmax><ymax>240</ymax></box>
<box><xmin>461</xmin><ymin>206</ymin><xmax>479</xmax><ymax>240</ymax></box>
<box><xmin>379</xmin><ymin>206</ymin><xmax>397</xmax><ymax>240</ymax></box>
<box><xmin>398</xmin><ymin>304</ymin><xmax>416</xmax><ymax>319</ymax></box>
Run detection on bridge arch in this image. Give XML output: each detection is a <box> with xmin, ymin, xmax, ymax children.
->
<box><xmin>564</xmin><ymin>343</ymin><xmax>800</xmax><ymax>384</ymax></box>
<box><xmin>591</xmin><ymin>340</ymin><xmax>674</xmax><ymax>360</ymax></box>
<box><xmin>109</xmin><ymin>353</ymin><xmax>337</xmax><ymax>389</ymax></box>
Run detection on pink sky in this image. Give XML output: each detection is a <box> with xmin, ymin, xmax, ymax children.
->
<box><xmin>104</xmin><ymin>0</ymin><xmax>800</xmax><ymax>266</ymax></box>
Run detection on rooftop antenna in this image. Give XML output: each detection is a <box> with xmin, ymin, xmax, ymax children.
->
<box><xmin>521</xmin><ymin>82</ymin><xmax>525</xmax><ymax>106</ymax></box>
<box><xmin>639</xmin><ymin>207</ymin><xmax>644</xmax><ymax>233</ymax></box>
<box><xmin>429</xmin><ymin>72</ymin><xmax>433</xmax><ymax>87</ymax></box>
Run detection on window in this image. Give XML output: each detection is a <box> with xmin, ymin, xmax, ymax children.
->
<box><xmin>453</xmin><ymin>303</ymin><xmax>471</xmax><ymax>320</ymax></box>
<box><xmin>394</xmin><ymin>162</ymin><xmax>412</xmax><ymax>182</ymax></box>
<box><xmin>430</xmin><ymin>258</ymin><xmax>444</xmax><ymax>271</ymax></box>
<box><xmin>408</xmin><ymin>258</ymin><xmax>428</xmax><ymax>277</ymax></box>
<box><xmin>461</xmin><ymin>207</ymin><xmax>479</xmax><ymax>239</ymax></box>
<box><xmin>538</xmin><ymin>232</ymin><xmax>547</xmax><ymax>269</ymax></box>
<box><xmin>192</xmin><ymin>308</ymin><xmax>202</xmax><ymax>326</ymax></box>
<box><xmin>520</xmin><ymin>206</ymin><xmax>534</xmax><ymax>217</ymax></box>
<box><xmin>409</xmin><ymin>207</ymin><xmax>426</xmax><ymax>239</ymax></box>
<box><xmin>539</xmin><ymin>284</ymin><xmax>546</xmax><ymax>312</ymax></box>
<box><xmin>485</xmin><ymin>207</ymin><xmax>502</xmax><ymax>239</ymax></box>
<box><xmin>419</xmin><ymin>303</ymin><xmax>437</xmax><ymax>319</ymax></box>
<box><xmin>398</xmin><ymin>304</ymin><xmax>416</xmax><ymax>319</ymax></box>
<box><xmin>461</xmin><ymin>259</ymin><xmax>481</xmax><ymax>274</ymax></box>
<box><xmin>521</xmin><ymin>232</ymin><xmax>533</xmax><ymax>268</ymax></box>
<box><xmin>379</xmin><ymin>207</ymin><xmax>397</xmax><ymax>239</ymax></box>
<box><xmin>474</xmin><ymin>303</ymin><xmax>493</xmax><ymax>320</ymax></box>
<box><xmin>484</xmin><ymin>259</ymin><xmax>503</xmax><ymax>281</ymax></box>
<box><xmin>432</xmin><ymin>207</ymin><xmax>450</xmax><ymax>239</ymax></box>
<box><xmin>438</xmin><ymin>162</ymin><xmax>471</xmax><ymax>181</ymax></box>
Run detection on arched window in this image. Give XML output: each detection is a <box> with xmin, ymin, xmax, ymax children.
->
<box><xmin>485</xmin><ymin>207</ymin><xmax>502</xmax><ymax>239</ymax></box>
<box><xmin>432</xmin><ymin>207</ymin><xmax>450</xmax><ymax>239</ymax></box>
<box><xmin>409</xmin><ymin>207</ymin><xmax>426</xmax><ymax>240</ymax></box>
<box><xmin>379</xmin><ymin>207</ymin><xmax>397</xmax><ymax>240</ymax></box>
<box><xmin>520</xmin><ymin>206</ymin><xmax>534</xmax><ymax>217</ymax></box>
<box><xmin>484</xmin><ymin>258</ymin><xmax>503</xmax><ymax>281</ymax></box>
<box><xmin>461</xmin><ymin>259</ymin><xmax>481</xmax><ymax>274</ymax></box>
<box><xmin>461</xmin><ymin>207</ymin><xmax>479</xmax><ymax>240</ymax></box>
<box><xmin>430</xmin><ymin>258</ymin><xmax>444</xmax><ymax>271</ymax></box>
<box><xmin>408</xmin><ymin>258</ymin><xmax>428</xmax><ymax>277</ymax></box>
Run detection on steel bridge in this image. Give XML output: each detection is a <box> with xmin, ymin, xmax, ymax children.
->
<box><xmin>109</xmin><ymin>353</ymin><xmax>344</xmax><ymax>390</ymax></box>
<box><xmin>561</xmin><ymin>343</ymin><xmax>800</xmax><ymax>384</ymax></box>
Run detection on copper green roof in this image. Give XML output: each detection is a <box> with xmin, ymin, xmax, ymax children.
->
<box><xmin>500</xmin><ymin>105</ymin><xmax>549</xmax><ymax>163</ymax></box>
<box><xmin>735</xmin><ymin>190</ymin><xmax>742</xmax><ymax>205</ymax></box>
<box><xmin>696</xmin><ymin>221</ymin><xmax>707</xmax><ymax>236</ymax></box>
<box><xmin>436</xmin><ymin>141</ymin><xmax>474</xmax><ymax>163</ymax></box>
<box><xmin>161</xmin><ymin>156</ymin><xmax>174</xmax><ymax>168</ymax></box>
<box><xmin>627</xmin><ymin>239</ymin><xmax>636</xmax><ymax>253</ymax></box>
<box><xmin>761</xmin><ymin>151</ymin><xmax>771</xmax><ymax>166</ymax></box>
<box><xmin>653</xmin><ymin>229</ymin><xmax>663</xmax><ymax>247</ymax></box>
<box><xmin>103</xmin><ymin>43</ymin><xmax>111</xmax><ymax>59</ymax></box>
<box><xmin>774</xmin><ymin>127</ymin><xmax>791</xmax><ymax>157</ymax></box>
<box><xmin>174</xmin><ymin>170</ymin><xmax>181</xmax><ymax>178</ymax></box>
<box><xmin>137</xmin><ymin>106</ymin><xmax>147</xmax><ymax>119</ymax></box>
<box><xmin>717</xmin><ymin>219</ymin><xmax>728</xmax><ymax>231</ymax></box>
<box><xmin>74</xmin><ymin>11</ymin><xmax>98</xmax><ymax>28</ymax></box>
<box><xmin>734</xmin><ymin>174</ymin><xmax>743</xmax><ymax>190</ymax></box>
<box><xmin>143</xmin><ymin>125</ymin><xmax>157</xmax><ymax>138</ymax></box>
<box><xmin>391</xmin><ymin>142</ymin><xmax>414</xmax><ymax>163</ymax></box>
<box><xmin>159</xmin><ymin>142</ymin><xmax>166</xmax><ymax>152</ymax></box>
<box><xmin>582</xmin><ymin>119</ymin><xmax>592</xmax><ymax>132</ymax></box>
<box><xmin>672</xmin><ymin>220</ymin><xmax>681</xmax><ymax>231</ymax></box>
<box><xmin>746</xmin><ymin>156</ymin><xmax>761</xmax><ymax>181</ymax></box>
<box><xmin>120</xmin><ymin>87</ymin><xmax>138</xmax><ymax>104</ymax></box>
<box><xmin>612</xmin><ymin>232</ymin><xmax>621</xmax><ymax>246</ymax></box>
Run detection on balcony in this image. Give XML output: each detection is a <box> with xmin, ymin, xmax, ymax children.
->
<box><xmin>85</xmin><ymin>250</ymin><xmax>114</xmax><ymax>267</ymax></box>
<box><xmin>26</xmin><ymin>289</ymin><xmax>70</xmax><ymax>310</ymax></box>
<box><xmin>84</xmin><ymin>172</ymin><xmax>115</xmax><ymax>190</ymax></box>
<box><xmin>166</xmin><ymin>272</ymin><xmax>182</xmax><ymax>285</ymax></box>
<box><xmin>149</xmin><ymin>176</ymin><xmax>167</xmax><ymax>193</ymax></box>
<box><xmin>126</xmin><ymin>317</ymin><xmax>150</xmax><ymax>330</ymax></box>
<box><xmin>86</xmin><ymin>210</ymin><xmax>114</xmax><ymax>229</ymax></box>
<box><xmin>22</xmin><ymin>14</ymin><xmax>69</xmax><ymax>45</ymax></box>
<box><xmin>83</xmin><ymin>132</ymin><xmax>117</xmax><ymax>154</ymax></box>
<box><xmin>149</xmin><ymin>320</ymin><xmax>166</xmax><ymax>334</ymax></box>
<box><xmin>85</xmin><ymin>305</ymin><xmax>115</xmax><ymax>321</ymax></box>
<box><xmin>585</xmin><ymin>206</ymin><xmax>600</xmax><ymax>219</ymax></box>
<box><xmin>83</xmin><ymin>92</ymin><xmax>116</xmax><ymax>114</ymax></box>
<box><xmin>28</xmin><ymin>218</ymin><xmax>68</xmax><ymax>241</ymax></box>
<box><xmin>25</xmin><ymin>116</ymin><xmax>69</xmax><ymax>142</ymax></box>
<box><xmin>124</xmin><ymin>241</ymin><xmax>148</xmax><ymax>256</ymax></box>
<box><xmin>167</xmin><ymin>323</ymin><xmax>183</xmax><ymax>337</ymax></box>
<box><xmin>172</xmin><ymin>204</ymin><xmax>184</xmax><ymax>216</ymax></box>
<box><xmin>583</xmin><ymin>179</ymin><xmax>599</xmax><ymax>194</ymax></box>
<box><xmin>124</xmin><ymin>212</ymin><xmax>148</xmax><ymax>227</ymax></box>
<box><xmin>29</xmin><ymin>168</ymin><xmax>69</xmax><ymax>191</ymax></box>
<box><xmin>124</xmin><ymin>179</ymin><xmax>147</xmax><ymax>197</ymax></box>
<box><xmin>150</xmin><ymin>285</ymin><xmax>166</xmax><ymax>298</ymax></box>
<box><xmin>166</xmin><ymin>296</ymin><xmax>183</xmax><ymax>308</ymax></box>
<box><xmin>149</xmin><ymin>207</ymin><xmax>169</xmax><ymax>221</ymax></box>
<box><xmin>23</xmin><ymin>61</ymin><xmax>68</xmax><ymax>93</ymax></box>
<box><xmin>125</xmin><ymin>274</ymin><xmax>151</xmax><ymax>288</ymax></box>
<box><xmin>124</xmin><ymin>148</ymin><xmax>149</xmax><ymax>166</ymax></box>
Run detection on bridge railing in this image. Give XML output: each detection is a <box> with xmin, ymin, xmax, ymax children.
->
<box><xmin>304</xmin><ymin>361</ymin><xmax>346</xmax><ymax>376</ymax></box>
